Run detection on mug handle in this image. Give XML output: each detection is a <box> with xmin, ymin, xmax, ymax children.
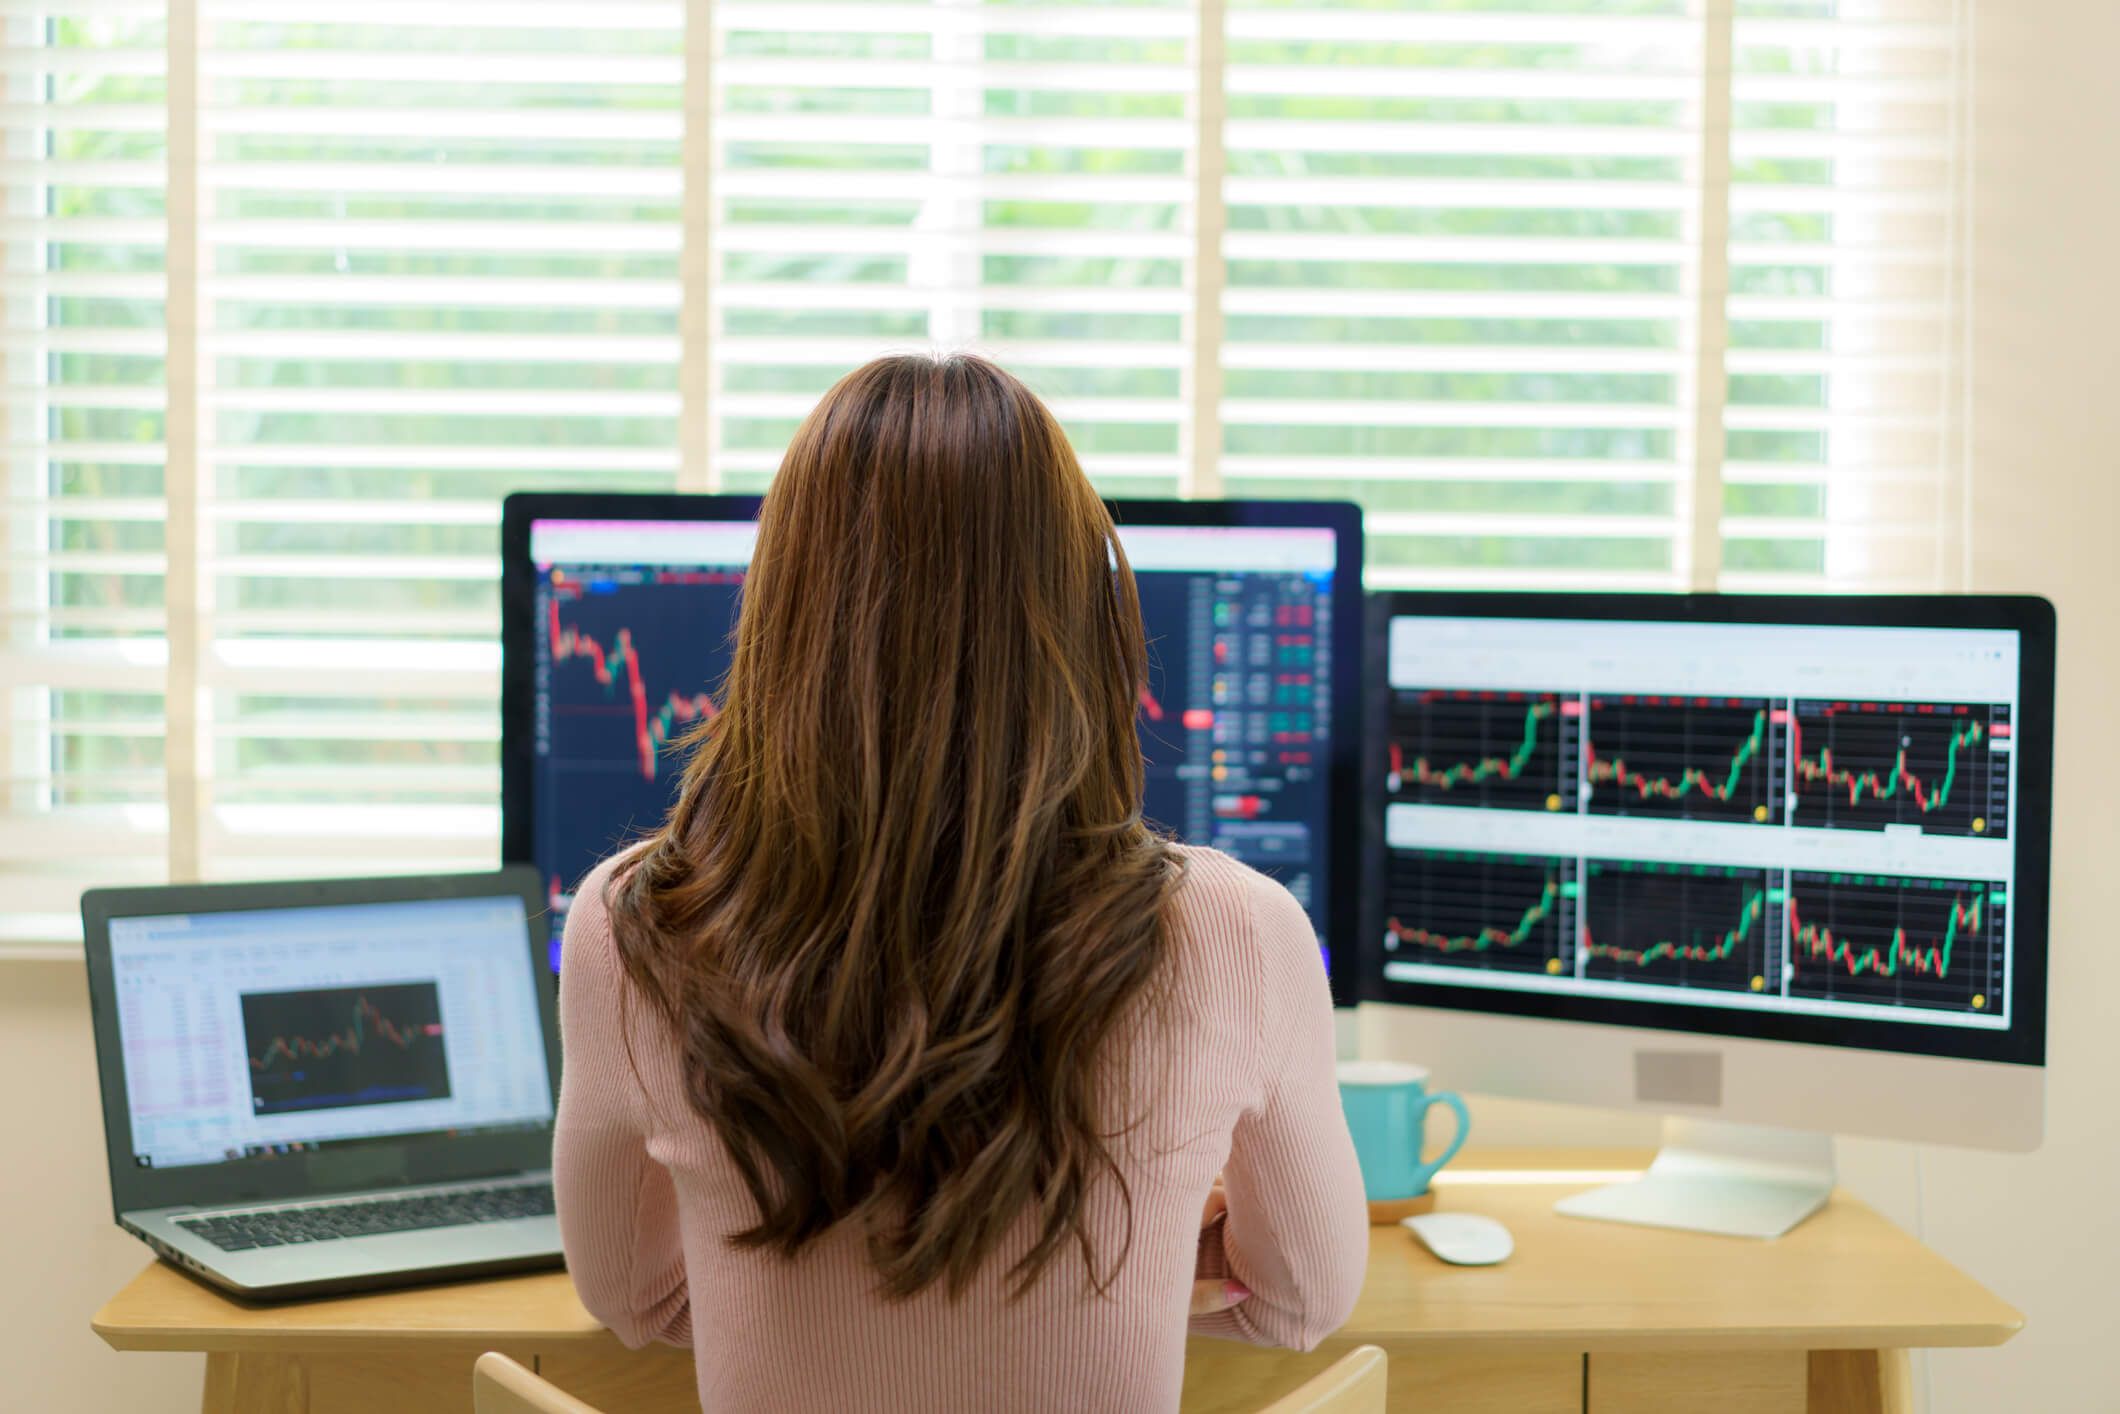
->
<box><xmin>1410</xmin><ymin>1090</ymin><xmax>1471</xmax><ymax>1192</ymax></box>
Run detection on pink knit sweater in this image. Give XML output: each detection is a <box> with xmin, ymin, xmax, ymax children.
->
<box><xmin>554</xmin><ymin>844</ymin><xmax>1368</xmax><ymax>1412</ymax></box>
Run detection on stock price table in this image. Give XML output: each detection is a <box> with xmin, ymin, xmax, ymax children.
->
<box><xmin>1137</xmin><ymin>567</ymin><xmax>1330</xmax><ymax>924</ymax></box>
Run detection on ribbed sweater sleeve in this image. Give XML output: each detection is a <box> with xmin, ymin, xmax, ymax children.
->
<box><xmin>1187</xmin><ymin>873</ymin><xmax>1370</xmax><ymax>1351</ymax></box>
<box><xmin>553</xmin><ymin>860</ymin><xmax>694</xmax><ymax>1350</ymax></box>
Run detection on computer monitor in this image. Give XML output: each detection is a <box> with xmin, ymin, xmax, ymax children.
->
<box><xmin>499</xmin><ymin>494</ymin><xmax>1365</xmax><ymax>1001</ymax></box>
<box><xmin>1360</xmin><ymin>593</ymin><xmax>2053</xmax><ymax>1236</ymax></box>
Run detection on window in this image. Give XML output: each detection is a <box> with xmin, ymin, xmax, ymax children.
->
<box><xmin>1221</xmin><ymin>3</ymin><xmax>1706</xmax><ymax>586</ymax></box>
<box><xmin>0</xmin><ymin>0</ymin><xmax>1967</xmax><ymax>938</ymax></box>
<box><xmin>4</xmin><ymin>5</ymin><xmax>169</xmax><ymax>931</ymax></box>
<box><xmin>198</xmin><ymin>6</ymin><xmax>684</xmax><ymax>889</ymax></box>
<box><xmin>712</xmin><ymin>0</ymin><xmax>1198</xmax><ymax>499</ymax></box>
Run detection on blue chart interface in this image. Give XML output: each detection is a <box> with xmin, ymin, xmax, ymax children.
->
<box><xmin>530</xmin><ymin>520</ymin><xmax>1340</xmax><ymax>964</ymax></box>
<box><xmin>532</xmin><ymin>520</ymin><xmax>752</xmax><ymax>960</ymax></box>
<box><xmin>1129</xmin><ymin>526</ymin><xmax>1338</xmax><ymax>941</ymax></box>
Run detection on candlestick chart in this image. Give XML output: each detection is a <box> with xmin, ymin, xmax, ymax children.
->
<box><xmin>240</xmin><ymin>982</ymin><xmax>451</xmax><ymax>1116</ymax></box>
<box><xmin>1386</xmin><ymin>688</ymin><xmax>1574</xmax><ymax>812</ymax></box>
<box><xmin>536</xmin><ymin>565</ymin><xmax>744</xmax><ymax>921</ymax></box>
<box><xmin>1790</xmin><ymin>700</ymin><xmax>2009</xmax><ymax>838</ymax></box>
<box><xmin>1579</xmin><ymin>860</ymin><xmax>1778</xmax><ymax>993</ymax></box>
<box><xmin>1583</xmin><ymin>695</ymin><xmax>1782</xmax><ymax>825</ymax></box>
<box><xmin>1382</xmin><ymin>848</ymin><xmax>1575</xmax><ymax>976</ymax></box>
<box><xmin>1786</xmin><ymin>871</ymin><xmax>2002</xmax><ymax>1014</ymax></box>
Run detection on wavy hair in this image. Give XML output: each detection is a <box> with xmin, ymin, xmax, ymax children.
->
<box><xmin>605</xmin><ymin>353</ymin><xmax>1175</xmax><ymax>1299</ymax></box>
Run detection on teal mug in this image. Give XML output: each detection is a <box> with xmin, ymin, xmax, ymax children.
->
<box><xmin>1336</xmin><ymin>1060</ymin><xmax>1471</xmax><ymax>1202</ymax></box>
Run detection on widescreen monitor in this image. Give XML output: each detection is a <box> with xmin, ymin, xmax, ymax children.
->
<box><xmin>500</xmin><ymin>494</ymin><xmax>1364</xmax><ymax>1002</ymax></box>
<box><xmin>1360</xmin><ymin>594</ymin><xmax>2054</xmax><ymax>1167</ymax></box>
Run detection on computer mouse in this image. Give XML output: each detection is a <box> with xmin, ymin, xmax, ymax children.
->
<box><xmin>1402</xmin><ymin>1212</ymin><xmax>1514</xmax><ymax>1266</ymax></box>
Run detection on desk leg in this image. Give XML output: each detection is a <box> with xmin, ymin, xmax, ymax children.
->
<box><xmin>1808</xmin><ymin>1350</ymin><xmax>1914</xmax><ymax>1414</ymax></box>
<box><xmin>201</xmin><ymin>1353</ymin><xmax>307</xmax><ymax>1414</ymax></box>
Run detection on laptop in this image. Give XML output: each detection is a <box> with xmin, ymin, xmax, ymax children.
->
<box><xmin>82</xmin><ymin>868</ymin><xmax>564</xmax><ymax>1300</ymax></box>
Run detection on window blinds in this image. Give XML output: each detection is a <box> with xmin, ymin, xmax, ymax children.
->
<box><xmin>709</xmin><ymin>0</ymin><xmax>1199</xmax><ymax>498</ymax></box>
<box><xmin>1722</xmin><ymin>1</ymin><xmax>1965</xmax><ymax>589</ymax></box>
<box><xmin>3</xmin><ymin>4</ymin><xmax>168</xmax><ymax>933</ymax></box>
<box><xmin>192</xmin><ymin>2</ymin><xmax>683</xmax><ymax>885</ymax></box>
<box><xmin>1221</xmin><ymin>2</ymin><xmax>1706</xmax><ymax>588</ymax></box>
<box><xmin>0</xmin><ymin>0</ymin><xmax>1969</xmax><ymax>938</ymax></box>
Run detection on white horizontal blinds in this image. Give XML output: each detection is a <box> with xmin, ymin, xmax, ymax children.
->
<box><xmin>1220</xmin><ymin>1</ymin><xmax>1706</xmax><ymax>588</ymax></box>
<box><xmin>0</xmin><ymin>5</ymin><xmax>169</xmax><ymax>933</ymax></box>
<box><xmin>709</xmin><ymin>0</ymin><xmax>1197</xmax><ymax>497</ymax></box>
<box><xmin>195</xmin><ymin>2</ymin><xmax>683</xmax><ymax>881</ymax></box>
<box><xmin>1722</xmin><ymin>0</ymin><xmax>1963</xmax><ymax>589</ymax></box>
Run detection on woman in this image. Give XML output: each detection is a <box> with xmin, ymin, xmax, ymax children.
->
<box><xmin>555</xmin><ymin>354</ymin><xmax>1367</xmax><ymax>1411</ymax></box>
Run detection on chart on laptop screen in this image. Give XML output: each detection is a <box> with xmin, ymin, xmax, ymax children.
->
<box><xmin>106</xmin><ymin>896</ymin><xmax>553</xmax><ymax>1171</ymax></box>
<box><xmin>528</xmin><ymin>518</ymin><xmax>1342</xmax><ymax>964</ymax></box>
<box><xmin>1381</xmin><ymin>617</ymin><xmax>2020</xmax><ymax>1032</ymax></box>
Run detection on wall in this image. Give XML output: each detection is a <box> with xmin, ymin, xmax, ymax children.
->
<box><xmin>0</xmin><ymin>959</ymin><xmax>199</xmax><ymax>1413</ymax></box>
<box><xmin>1921</xmin><ymin>0</ymin><xmax>2120</xmax><ymax>1404</ymax></box>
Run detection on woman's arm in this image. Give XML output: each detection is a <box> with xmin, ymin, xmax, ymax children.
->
<box><xmin>553</xmin><ymin>867</ymin><xmax>693</xmax><ymax>1349</ymax></box>
<box><xmin>1189</xmin><ymin>875</ymin><xmax>1369</xmax><ymax>1350</ymax></box>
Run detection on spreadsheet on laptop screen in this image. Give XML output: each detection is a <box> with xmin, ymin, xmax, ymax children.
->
<box><xmin>107</xmin><ymin>895</ymin><xmax>554</xmax><ymax>1171</ymax></box>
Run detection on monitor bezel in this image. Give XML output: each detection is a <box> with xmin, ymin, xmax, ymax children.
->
<box><xmin>500</xmin><ymin>492</ymin><xmax>1366</xmax><ymax>1005</ymax></box>
<box><xmin>1362</xmin><ymin>591</ymin><xmax>2054</xmax><ymax>1068</ymax></box>
<box><xmin>81</xmin><ymin>867</ymin><xmax>558</xmax><ymax>1218</ymax></box>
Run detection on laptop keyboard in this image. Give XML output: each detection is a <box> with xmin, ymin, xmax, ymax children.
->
<box><xmin>176</xmin><ymin>1181</ymin><xmax>555</xmax><ymax>1252</ymax></box>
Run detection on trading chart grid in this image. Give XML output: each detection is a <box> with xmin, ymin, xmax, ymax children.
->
<box><xmin>1380</xmin><ymin>618</ymin><xmax>2022</xmax><ymax>1033</ymax></box>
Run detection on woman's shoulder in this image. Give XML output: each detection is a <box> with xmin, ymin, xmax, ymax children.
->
<box><xmin>1162</xmin><ymin>843</ymin><xmax>1315</xmax><ymax>961</ymax></box>
<box><xmin>1155</xmin><ymin>846</ymin><xmax>1322</xmax><ymax>1070</ymax></box>
<box><xmin>558</xmin><ymin>845</ymin><xmax>651</xmax><ymax>968</ymax></box>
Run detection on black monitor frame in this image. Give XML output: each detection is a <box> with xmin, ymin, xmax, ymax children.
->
<box><xmin>1361</xmin><ymin>591</ymin><xmax>2054</xmax><ymax>1067</ymax></box>
<box><xmin>81</xmin><ymin>867</ymin><xmax>556</xmax><ymax>1218</ymax></box>
<box><xmin>500</xmin><ymin>492</ymin><xmax>1365</xmax><ymax>1006</ymax></box>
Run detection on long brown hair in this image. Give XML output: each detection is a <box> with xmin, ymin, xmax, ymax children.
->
<box><xmin>606</xmin><ymin>353</ymin><xmax>1175</xmax><ymax>1300</ymax></box>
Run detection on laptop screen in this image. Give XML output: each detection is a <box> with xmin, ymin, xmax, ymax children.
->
<box><xmin>106</xmin><ymin>894</ymin><xmax>555</xmax><ymax>1172</ymax></box>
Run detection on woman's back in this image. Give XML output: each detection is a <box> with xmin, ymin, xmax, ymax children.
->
<box><xmin>557</xmin><ymin>843</ymin><xmax>1366</xmax><ymax>1412</ymax></box>
<box><xmin>551</xmin><ymin>355</ymin><xmax>1365</xmax><ymax>1410</ymax></box>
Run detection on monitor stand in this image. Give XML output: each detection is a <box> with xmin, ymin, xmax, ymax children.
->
<box><xmin>1553</xmin><ymin>1118</ymin><xmax>1835</xmax><ymax>1239</ymax></box>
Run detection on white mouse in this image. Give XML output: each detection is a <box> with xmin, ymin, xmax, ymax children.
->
<box><xmin>1401</xmin><ymin>1212</ymin><xmax>1514</xmax><ymax>1266</ymax></box>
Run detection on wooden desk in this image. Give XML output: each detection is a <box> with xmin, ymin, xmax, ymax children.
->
<box><xmin>93</xmin><ymin>1150</ymin><xmax>2020</xmax><ymax>1414</ymax></box>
